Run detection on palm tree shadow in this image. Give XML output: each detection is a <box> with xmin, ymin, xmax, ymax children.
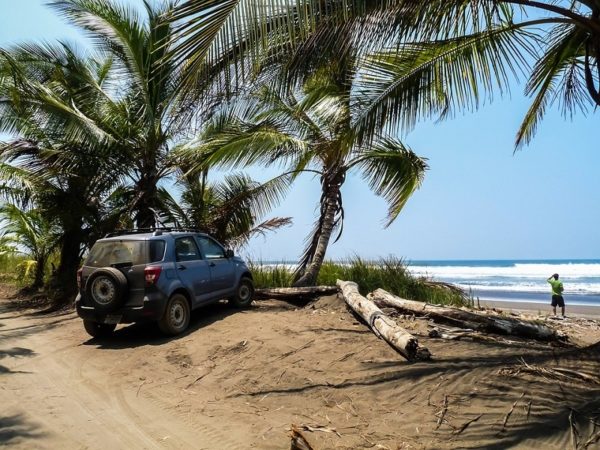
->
<box><xmin>0</xmin><ymin>347</ymin><xmax>35</xmax><ymax>359</ymax></box>
<box><xmin>0</xmin><ymin>414</ymin><xmax>46</xmax><ymax>444</ymax></box>
<box><xmin>231</xmin><ymin>339</ymin><xmax>600</xmax><ymax>448</ymax></box>
<box><xmin>0</xmin><ymin>315</ymin><xmax>78</xmax><ymax>344</ymax></box>
<box><xmin>0</xmin><ymin>346</ymin><xmax>36</xmax><ymax>375</ymax></box>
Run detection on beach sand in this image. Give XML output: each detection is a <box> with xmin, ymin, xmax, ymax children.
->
<box><xmin>480</xmin><ymin>299</ymin><xmax>600</xmax><ymax>319</ymax></box>
<box><xmin>2</xmin><ymin>293</ymin><xmax>600</xmax><ymax>449</ymax></box>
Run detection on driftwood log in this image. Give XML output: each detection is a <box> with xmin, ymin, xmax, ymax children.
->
<box><xmin>369</xmin><ymin>289</ymin><xmax>563</xmax><ymax>341</ymax></box>
<box><xmin>254</xmin><ymin>286</ymin><xmax>338</xmax><ymax>301</ymax></box>
<box><xmin>336</xmin><ymin>280</ymin><xmax>431</xmax><ymax>361</ymax></box>
<box><xmin>290</xmin><ymin>425</ymin><xmax>315</xmax><ymax>450</ymax></box>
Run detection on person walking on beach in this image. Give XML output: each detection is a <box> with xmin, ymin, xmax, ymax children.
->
<box><xmin>547</xmin><ymin>273</ymin><xmax>565</xmax><ymax>317</ymax></box>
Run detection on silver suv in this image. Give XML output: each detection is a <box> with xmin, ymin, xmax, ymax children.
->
<box><xmin>75</xmin><ymin>229</ymin><xmax>254</xmax><ymax>338</ymax></box>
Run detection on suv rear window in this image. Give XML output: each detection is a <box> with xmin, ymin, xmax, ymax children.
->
<box><xmin>85</xmin><ymin>240</ymin><xmax>147</xmax><ymax>267</ymax></box>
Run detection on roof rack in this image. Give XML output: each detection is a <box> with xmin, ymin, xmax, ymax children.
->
<box><xmin>104</xmin><ymin>227</ymin><xmax>203</xmax><ymax>238</ymax></box>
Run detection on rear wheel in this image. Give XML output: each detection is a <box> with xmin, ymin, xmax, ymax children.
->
<box><xmin>229</xmin><ymin>277</ymin><xmax>254</xmax><ymax>308</ymax></box>
<box><xmin>158</xmin><ymin>294</ymin><xmax>191</xmax><ymax>336</ymax></box>
<box><xmin>83</xmin><ymin>320</ymin><xmax>116</xmax><ymax>338</ymax></box>
<box><xmin>85</xmin><ymin>267</ymin><xmax>128</xmax><ymax>313</ymax></box>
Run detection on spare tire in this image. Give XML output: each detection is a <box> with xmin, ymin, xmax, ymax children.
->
<box><xmin>85</xmin><ymin>267</ymin><xmax>128</xmax><ymax>313</ymax></box>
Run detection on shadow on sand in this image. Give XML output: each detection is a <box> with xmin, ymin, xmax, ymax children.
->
<box><xmin>83</xmin><ymin>301</ymin><xmax>244</xmax><ymax>350</ymax></box>
<box><xmin>0</xmin><ymin>414</ymin><xmax>46</xmax><ymax>445</ymax></box>
<box><xmin>0</xmin><ymin>314</ymin><xmax>78</xmax><ymax>344</ymax></box>
<box><xmin>0</xmin><ymin>346</ymin><xmax>36</xmax><ymax>375</ymax></box>
<box><xmin>230</xmin><ymin>338</ymin><xmax>600</xmax><ymax>449</ymax></box>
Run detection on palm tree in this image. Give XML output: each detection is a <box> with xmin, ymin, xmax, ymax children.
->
<box><xmin>169</xmin><ymin>1</ymin><xmax>598</xmax><ymax>148</ymax></box>
<box><xmin>337</xmin><ymin>1</ymin><xmax>600</xmax><ymax>148</ymax></box>
<box><xmin>0</xmin><ymin>43</ymin><xmax>127</xmax><ymax>301</ymax></box>
<box><xmin>157</xmin><ymin>170</ymin><xmax>292</xmax><ymax>249</ymax></box>
<box><xmin>0</xmin><ymin>204</ymin><xmax>56</xmax><ymax>289</ymax></box>
<box><xmin>187</xmin><ymin>63</ymin><xmax>428</xmax><ymax>286</ymax></box>
<box><xmin>49</xmin><ymin>0</ymin><xmax>196</xmax><ymax>227</ymax></box>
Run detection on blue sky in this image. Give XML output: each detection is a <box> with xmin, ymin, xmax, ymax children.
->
<box><xmin>1</xmin><ymin>1</ymin><xmax>599</xmax><ymax>261</ymax></box>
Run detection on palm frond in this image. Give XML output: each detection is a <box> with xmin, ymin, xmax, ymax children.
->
<box><xmin>516</xmin><ymin>23</ymin><xmax>590</xmax><ymax>148</ymax></box>
<box><xmin>349</xmin><ymin>137</ymin><xmax>428</xmax><ymax>227</ymax></box>
<box><xmin>227</xmin><ymin>216</ymin><xmax>292</xmax><ymax>249</ymax></box>
<box><xmin>353</xmin><ymin>22</ymin><xmax>539</xmax><ymax>143</ymax></box>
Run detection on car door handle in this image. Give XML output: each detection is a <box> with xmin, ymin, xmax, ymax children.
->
<box><xmin>209</xmin><ymin>262</ymin><xmax>216</xmax><ymax>267</ymax></box>
<box><xmin>178</xmin><ymin>264</ymin><xmax>187</xmax><ymax>270</ymax></box>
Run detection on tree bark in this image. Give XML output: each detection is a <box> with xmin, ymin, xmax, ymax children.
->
<box><xmin>32</xmin><ymin>255</ymin><xmax>45</xmax><ymax>289</ymax></box>
<box><xmin>293</xmin><ymin>171</ymin><xmax>344</xmax><ymax>287</ymax></box>
<box><xmin>135</xmin><ymin>171</ymin><xmax>159</xmax><ymax>228</ymax></box>
<box><xmin>369</xmin><ymin>289</ymin><xmax>563</xmax><ymax>342</ymax></box>
<box><xmin>48</xmin><ymin>226</ymin><xmax>83</xmax><ymax>304</ymax></box>
<box><xmin>337</xmin><ymin>280</ymin><xmax>431</xmax><ymax>361</ymax></box>
<box><xmin>255</xmin><ymin>286</ymin><xmax>339</xmax><ymax>300</ymax></box>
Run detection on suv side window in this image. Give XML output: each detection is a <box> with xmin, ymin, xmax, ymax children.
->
<box><xmin>149</xmin><ymin>240</ymin><xmax>166</xmax><ymax>263</ymax></box>
<box><xmin>175</xmin><ymin>237</ymin><xmax>201</xmax><ymax>262</ymax></box>
<box><xmin>196</xmin><ymin>236</ymin><xmax>225</xmax><ymax>259</ymax></box>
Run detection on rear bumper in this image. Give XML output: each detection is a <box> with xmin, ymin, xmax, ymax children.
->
<box><xmin>75</xmin><ymin>292</ymin><xmax>167</xmax><ymax>324</ymax></box>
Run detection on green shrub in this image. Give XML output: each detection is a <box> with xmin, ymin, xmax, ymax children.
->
<box><xmin>249</xmin><ymin>256</ymin><xmax>468</xmax><ymax>307</ymax></box>
<box><xmin>0</xmin><ymin>253</ymin><xmax>30</xmax><ymax>287</ymax></box>
<box><xmin>247</xmin><ymin>260</ymin><xmax>295</xmax><ymax>288</ymax></box>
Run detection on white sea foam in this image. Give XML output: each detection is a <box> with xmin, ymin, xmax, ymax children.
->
<box><xmin>454</xmin><ymin>282</ymin><xmax>600</xmax><ymax>295</ymax></box>
<box><xmin>408</xmin><ymin>262</ymin><xmax>600</xmax><ymax>295</ymax></box>
<box><xmin>409</xmin><ymin>263</ymin><xmax>600</xmax><ymax>280</ymax></box>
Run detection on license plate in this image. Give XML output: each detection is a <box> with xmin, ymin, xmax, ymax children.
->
<box><xmin>103</xmin><ymin>315</ymin><xmax>122</xmax><ymax>324</ymax></box>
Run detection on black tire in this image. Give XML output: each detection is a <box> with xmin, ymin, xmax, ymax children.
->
<box><xmin>158</xmin><ymin>294</ymin><xmax>191</xmax><ymax>336</ymax></box>
<box><xmin>83</xmin><ymin>320</ymin><xmax>116</xmax><ymax>338</ymax></box>
<box><xmin>85</xmin><ymin>267</ymin><xmax>128</xmax><ymax>313</ymax></box>
<box><xmin>229</xmin><ymin>277</ymin><xmax>254</xmax><ymax>308</ymax></box>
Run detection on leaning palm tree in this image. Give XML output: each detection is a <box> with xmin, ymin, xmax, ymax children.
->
<box><xmin>161</xmin><ymin>111</ymin><xmax>294</xmax><ymax>248</ymax></box>
<box><xmin>0</xmin><ymin>204</ymin><xmax>56</xmax><ymax>289</ymax></box>
<box><xmin>188</xmin><ymin>63</ymin><xmax>428</xmax><ymax>286</ymax></box>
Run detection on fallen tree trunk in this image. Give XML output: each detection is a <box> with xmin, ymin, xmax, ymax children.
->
<box><xmin>254</xmin><ymin>286</ymin><xmax>338</xmax><ymax>301</ymax></box>
<box><xmin>336</xmin><ymin>280</ymin><xmax>431</xmax><ymax>361</ymax></box>
<box><xmin>369</xmin><ymin>289</ymin><xmax>563</xmax><ymax>341</ymax></box>
<box><xmin>290</xmin><ymin>425</ymin><xmax>315</xmax><ymax>450</ymax></box>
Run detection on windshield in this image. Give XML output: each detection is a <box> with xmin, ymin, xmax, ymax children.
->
<box><xmin>85</xmin><ymin>240</ymin><xmax>147</xmax><ymax>267</ymax></box>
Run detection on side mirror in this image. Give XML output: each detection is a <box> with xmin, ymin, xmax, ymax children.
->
<box><xmin>225</xmin><ymin>249</ymin><xmax>234</xmax><ymax>258</ymax></box>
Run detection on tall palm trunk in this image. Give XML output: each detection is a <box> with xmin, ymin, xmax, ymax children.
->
<box><xmin>293</xmin><ymin>170</ymin><xmax>344</xmax><ymax>287</ymax></box>
<box><xmin>32</xmin><ymin>254</ymin><xmax>46</xmax><ymax>289</ymax></box>
<box><xmin>49</xmin><ymin>223</ymin><xmax>83</xmax><ymax>304</ymax></box>
<box><xmin>135</xmin><ymin>171</ymin><xmax>159</xmax><ymax>228</ymax></box>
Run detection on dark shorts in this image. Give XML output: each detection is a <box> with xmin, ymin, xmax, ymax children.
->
<box><xmin>551</xmin><ymin>295</ymin><xmax>565</xmax><ymax>307</ymax></box>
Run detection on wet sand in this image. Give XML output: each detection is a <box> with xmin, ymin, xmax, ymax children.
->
<box><xmin>480</xmin><ymin>299</ymin><xmax>600</xmax><ymax>319</ymax></box>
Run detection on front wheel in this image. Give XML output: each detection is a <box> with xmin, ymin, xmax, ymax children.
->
<box><xmin>83</xmin><ymin>320</ymin><xmax>116</xmax><ymax>338</ymax></box>
<box><xmin>159</xmin><ymin>294</ymin><xmax>191</xmax><ymax>336</ymax></box>
<box><xmin>229</xmin><ymin>277</ymin><xmax>254</xmax><ymax>308</ymax></box>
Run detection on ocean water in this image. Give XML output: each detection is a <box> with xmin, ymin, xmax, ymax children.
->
<box><xmin>257</xmin><ymin>259</ymin><xmax>600</xmax><ymax>307</ymax></box>
<box><xmin>408</xmin><ymin>259</ymin><xmax>600</xmax><ymax>307</ymax></box>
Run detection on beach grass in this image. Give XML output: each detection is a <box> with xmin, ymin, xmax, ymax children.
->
<box><xmin>249</xmin><ymin>256</ymin><xmax>469</xmax><ymax>307</ymax></box>
<box><xmin>0</xmin><ymin>253</ymin><xmax>28</xmax><ymax>286</ymax></box>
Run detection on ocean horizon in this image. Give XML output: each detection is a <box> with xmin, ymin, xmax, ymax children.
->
<box><xmin>257</xmin><ymin>258</ymin><xmax>600</xmax><ymax>307</ymax></box>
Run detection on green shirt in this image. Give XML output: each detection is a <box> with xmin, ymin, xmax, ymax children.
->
<box><xmin>548</xmin><ymin>278</ymin><xmax>564</xmax><ymax>296</ymax></box>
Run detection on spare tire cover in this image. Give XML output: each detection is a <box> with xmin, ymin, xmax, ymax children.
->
<box><xmin>85</xmin><ymin>267</ymin><xmax>128</xmax><ymax>313</ymax></box>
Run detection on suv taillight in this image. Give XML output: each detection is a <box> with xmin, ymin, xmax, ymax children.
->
<box><xmin>144</xmin><ymin>266</ymin><xmax>162</xmax><ymax>286</ymax></box>
<box><xmin>77</xmin><ymin>269</ymin><xmax>83</xmax><ymax>289</ymax></box>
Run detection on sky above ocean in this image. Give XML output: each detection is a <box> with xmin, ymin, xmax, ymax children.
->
<box><xmin>1</xmin><ymin>1</ymin><xmax>598</xmax><ymax>262</ymax></box>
